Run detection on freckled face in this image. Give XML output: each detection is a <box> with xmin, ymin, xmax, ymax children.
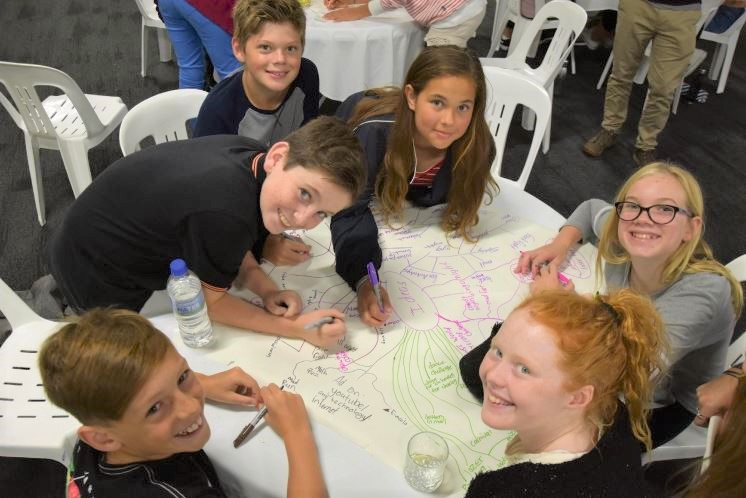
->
<box><xmin>405</xmin><ymin>75</ymin><xmax>476</xmax><ymax>151</ymax></box>
<box><xmin>479</xmin><ymin>309</ymin><xmax>574</xmax><ymax>436</ymax></box>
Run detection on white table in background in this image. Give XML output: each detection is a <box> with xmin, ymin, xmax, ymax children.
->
<box><xmin>303</xmin><ymin>2</ymin><xmax>425</xmax><ymax>101</ymax></box>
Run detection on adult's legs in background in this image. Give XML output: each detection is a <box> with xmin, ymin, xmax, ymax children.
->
<box><xmin>635</xmin><ymin>8</ymin><xmax>699</xmax><ymax>151</ymax></box>
<box><xmin>158</xmin><ymin>0</ymin><xmax>207</xmax><ymax>88</ymax></box>
<box><xmin>601</xmin><ymin>0</ymin><xmax>655</xmax><ymax>134</ymax></box>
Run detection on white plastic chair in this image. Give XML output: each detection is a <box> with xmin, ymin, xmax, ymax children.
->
<box><xmin>481</xmin><ymin>65</ymin><xmax>552</xmax><ymax>192</ymax></box>
<box><xmin>489</xmin><ymin>0</ymin><xmax>548</xmax><ymax>58</ymax></box>
<box><xmin>483</xmin><ymin>1</ymin><xmax>587</xmax><ymax>154</ymax></box>
<box><xmin>0</xmin><ymin>277</ymin><xmax>77</xmax><ymax>464</ymax></box>
<box><xmin>0</xmin><ymin>61</ymin><xmax>128</xmax><ymax>225</ymax></box>
<box><xmin>701</xmin><ymin>12</ymin><xmax>746</xmax><ymax>94</ymax></box>
<box><xmin>133</xmin><ymin>0</ymin><xmax>173</xmax><ymax>77</ymax></box>
<box><xmin>119</xmin><ymin>89</ymin><xmax>208</xmax><ymax>156</ymax></box>
<box><xmin>645</xmin><ymin>253</ymin><xmax>746</xmax><ymax>463</ymax></box>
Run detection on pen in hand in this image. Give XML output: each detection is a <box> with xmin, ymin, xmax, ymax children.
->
<box><xmin>303</xmin><ymin>316</ymin><xmax>335</xmax><ymax>330</ymax></box>
<box><xmin>233</xmin><ymin>386</ymin><xmax>284</xmax><ymax>448</ymax></box>
<box><xmin>367</xmin><ymin>262</ymin><xmax>385</xmax><ymax>312</ymax></box>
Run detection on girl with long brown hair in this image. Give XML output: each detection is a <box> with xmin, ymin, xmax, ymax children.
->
<box><xmin>331</xmin><ymin>45</ymin><xmax>497</xmax><ymax>327</ymax></box>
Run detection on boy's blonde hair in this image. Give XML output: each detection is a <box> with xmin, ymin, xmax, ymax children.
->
<box><xmin>597</xmin><ymin>161</ymin><xmax>743</xmax><ymax>317</ymax></box>
<box><xmin>233</xmin><ymin>0</ymin><xmax>306</xmax><ymax>48</ymax></box>
<box><xmin>38</xmin><ymin>309</ymin><xmax>172</xmax><ymax>425</ymax></box>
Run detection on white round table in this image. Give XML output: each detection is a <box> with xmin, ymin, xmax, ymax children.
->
<box><xmin>303</xmin><ymin>3</ymin><xmax>425</xmax><ymax>101</ymax></box>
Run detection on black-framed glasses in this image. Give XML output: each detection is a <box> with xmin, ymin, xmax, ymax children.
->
<box><xmin>614</xmin><ymin>201</ymin><xmax>694</xmax><ymax>225</ymax></box>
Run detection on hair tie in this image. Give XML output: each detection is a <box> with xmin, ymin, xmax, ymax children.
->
<box><xmin>595</xmin><ymin>293</ymin><xmax>621</xmax><ymax>325</ymax></box>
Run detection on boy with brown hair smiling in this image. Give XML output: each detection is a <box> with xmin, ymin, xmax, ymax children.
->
<box><xmin>40</xmin><ymin>309</ymin><xmax>328</xmax><ymax>498</ymax></box>
<box><xmin>49</xmin><ymin>116</ymin><xmax>365</xmax><ymax>349</ymax></box>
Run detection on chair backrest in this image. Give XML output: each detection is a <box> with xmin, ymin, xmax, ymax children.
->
<box><xmin>725</xmin><ymin>254</ymin><xmax>746</xmax><ymax>366</ymax></box>
<box><xmin>119</xmin><ymin>89</ymin><xmax>208</xmax><ymax>156</ymax></box>
<box><xmin>0</xmin><ymin>61</ymin><xmax>104</xmax><ymax>140</ymax></box>
<box><xmin>482</xmin><ymin>65</ymin><xmax>552</xmax><ymax>190</ymax></box>
<box><xmin>503</xmin><ymin>0</ymin><xmax>588</xmax><ymax>85</ymax></box>
<box><xmin>0</xmin><ymin>276</ymin><xmax>44</xmax><ymax>329</ymax></box>
<box><xmin>0</xmin><ymin>277</ymin><xmax>77</xmax><ymax>464</ymax></box>
<box><xmin>697</xmin><ymin>0</ymin><xmax>725</xmax><ymax>33</ymax></box>
<box><xmin>133</xmin><ymin>0</ymin><xmax>160</xmax><ymax>22</ymax></box>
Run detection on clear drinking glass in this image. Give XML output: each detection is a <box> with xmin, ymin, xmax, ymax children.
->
<box><xmin>403</xmin><ymin>432</ymin><xmax>449</xmax><ymax>492</ymax></box>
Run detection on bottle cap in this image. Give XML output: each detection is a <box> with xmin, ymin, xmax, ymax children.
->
<box><xmin>170</xmin><ymin>258</ymin><xmax>188</xmax><ymax>277</ymax></box>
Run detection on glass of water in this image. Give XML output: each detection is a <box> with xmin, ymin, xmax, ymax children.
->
<box><xmin>404</xmin><ymin>432</ymin><xmax>448</xmax><ymax>492</ymax></box>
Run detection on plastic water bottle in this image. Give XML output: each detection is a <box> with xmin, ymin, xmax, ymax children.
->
<box><xmin>167</xmin><ymin>259</ymin><xmax>214</xmax><ymax>348</ymax></box>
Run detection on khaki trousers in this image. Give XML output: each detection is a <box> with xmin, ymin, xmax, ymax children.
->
<box><xmin>601</xmin><ymin>0</ymin><xmax>700</xmax><ymax>150</ymax></box>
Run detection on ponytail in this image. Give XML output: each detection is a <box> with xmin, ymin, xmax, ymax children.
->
<box><xmin>599</xmin><ymin>290</ymin><xmax>668</xmax><ymax>451</ymax></box>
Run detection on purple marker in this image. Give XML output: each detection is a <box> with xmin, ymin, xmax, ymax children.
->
<box><xmin>366</xmin><ymin>262</ymin><xmax>385</xmax><ymax>312</ymax></box>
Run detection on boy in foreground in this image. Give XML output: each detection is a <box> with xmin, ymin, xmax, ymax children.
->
<box><xmin>39</xmin><ymin>309</ymin><xmax>328</xmax><ymax>498</ymax></box>
<box><xmin>49</xmin><ymin>116</ymin><xmax>366</xmax><ymax>349</ymax></box>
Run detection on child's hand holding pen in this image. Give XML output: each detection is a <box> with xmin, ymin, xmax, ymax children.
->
<box><xmin>530</xmin><ymin>262</ymin><xmax>575</xmax><ymax>294</ymax></box>
<box><xmin>298</xmin><ymin>309</ymin><xmax>346</xmax><ymax>348</ymax></box>
<box><xmin>356</xmin><ymin>279</ymin><xmax>391</xmax><ymax>327</ymax></box>
<box><xmin>260</xmin><ymin>384</ymin><xmax>313</xmax><ymax>440</ymax></box>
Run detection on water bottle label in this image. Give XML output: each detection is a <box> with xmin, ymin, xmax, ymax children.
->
<box><xmin>175</xmin><ymin>294</ymin><xmax>205</xmax><ymax>316</ymax></box>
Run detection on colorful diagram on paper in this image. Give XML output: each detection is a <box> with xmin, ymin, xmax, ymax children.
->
<box><xmin>210</xmin><ymin>203</ymin><xmax>596</xmax><ymax>496</ymax></box>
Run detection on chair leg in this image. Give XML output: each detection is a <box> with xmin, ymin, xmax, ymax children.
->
<box><xmin>57</xmin><ymin>141</ymin><xmax>93</xmax><ymax>197</ymax></box>
<box><xmin>717</xmin><ymin>42</ymin><xmax>736</xmax><ymax>94</ymax></box>
<box><xmin>671</xmin><ymin>82</ymin><xmax>683</xmax><ymax>115</ymax></box>
<box><xmin>542</xmin><ymin>82</ymin><xmax>554</xmax><ymax>154</ymax></box>
<box><xmin>157</xmin><ymin>28</ymin><xmax>172</xmax><ymax>63</ymax></box>
<box><xmin>708</xmin><ymin>44</ymin><xmax>723</xmax><ymax>81</ymax></box>
<box><xmin>23</xmin><ymin>135</ymin><xmax>46</xmax><ymax>225</ymax></box>
<box><xmin>597</xmin><ymin>53</ymin><xmax>613</xmax><ymax>90</ymax></box>
<box><xmin>570</xmin><ymin>47</ymin><xmax>576</xmax><ymax>75</ymax></box>
<box><xmin>141</xmin><ymin>21</ymin><xmax>147</xmax><ymax>78</ymax></box>
<box><xmin>488</xmin><ymin>0</ymin><xmax>510</xmax><ymax>57</ymax></box>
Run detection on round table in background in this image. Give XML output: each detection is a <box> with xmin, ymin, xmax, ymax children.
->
<box><xmin>304</xmin><ymin>4</ymin><xmax>425</xmax><ymax>101</ymax></box>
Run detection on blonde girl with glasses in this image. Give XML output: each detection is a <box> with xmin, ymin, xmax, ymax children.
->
<box><xmin>514</xmin><ymin>161</ymin><xmax>742</xmax><ymax>448</ymax></box>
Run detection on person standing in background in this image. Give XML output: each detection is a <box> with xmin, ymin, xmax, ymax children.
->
<box><xmin>582</xmin><ymin>0</ymin><xmax>701</xmax><ymax>167</ymax></box>
<box><xmin>156</xmin><ymin>0</ymin><xmax>241</xmax><ymax>88</ymax></box>
<box><xmin>323</xmin><ymin>0</ymin><xmax>487</xmax><ymax>48</ymax></box>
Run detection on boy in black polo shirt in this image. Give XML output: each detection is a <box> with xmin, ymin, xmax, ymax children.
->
<box><xmin>49</xmin><ymin>116</ymin><xmax>365</xmax><ymax>349</ymax></box>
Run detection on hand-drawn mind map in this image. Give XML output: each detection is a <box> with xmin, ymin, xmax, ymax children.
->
<box><xmin>211</xmin><ymin>203</ymin><xmax>597</xmax><ymax>496</ymax></box>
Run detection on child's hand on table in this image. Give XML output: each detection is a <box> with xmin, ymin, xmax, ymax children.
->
<box><xmin>297</xmin><ymin>309</ymin><xmax>347</xmax><ymax>348</ymax></box>
<box><xmin>198</xmin><ymin>367</ymin><xmax>262</xmax><ymax>406</ymax></box>
<box><xmin>261</xmin><ymin>384</ymin><xmax>312</xmax><ymax>439</ymax></box>
<box><xmin>357</xmin><ymin>280</ymin><xmax>391</xmax><ymax>327</ymax></box>
<box><xmin>264</xmin><ymin>289</ymin><xmax>303</xmax><ymax>317</ymax></box>
<box><xmin>263</xmin><ymin>234</ymin><xmax>311</xmax><ymax>266</ymax></box>
<box><xmin>530</xmin><ymin>262</ymin><xmax>574</xmax><ymax>294</ymax></box>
